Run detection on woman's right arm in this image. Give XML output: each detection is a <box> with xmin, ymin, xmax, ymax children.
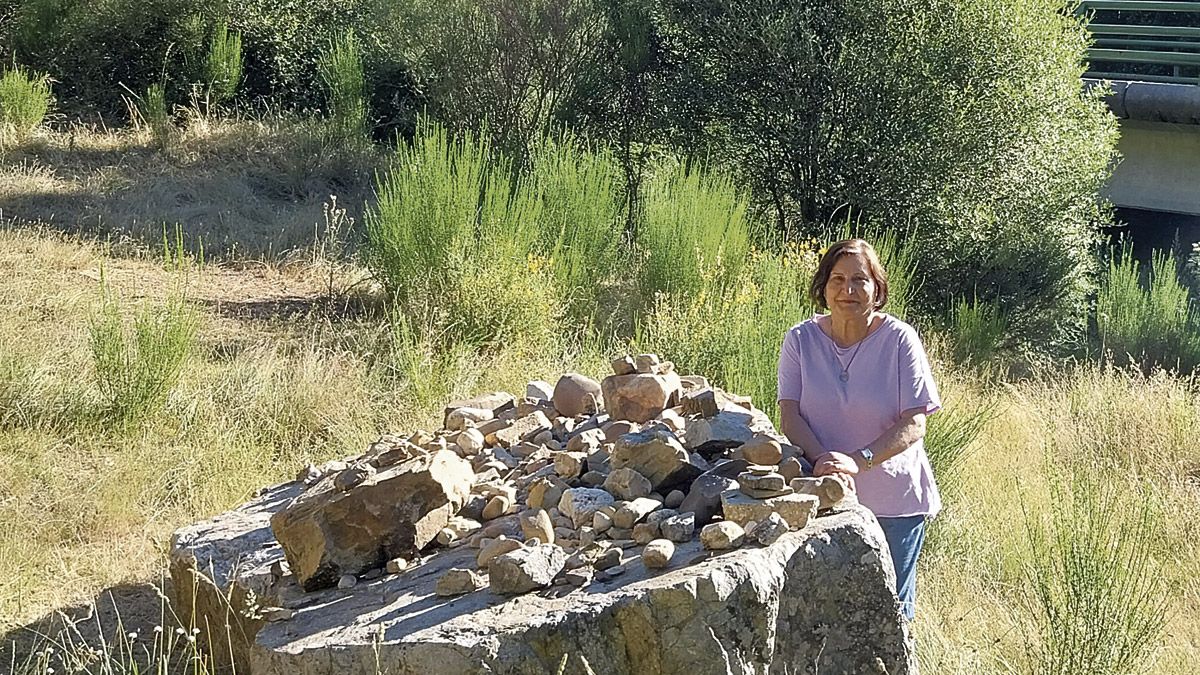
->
<box><xmin>779</xmin><ymin>400</ymin><xmax>828</xmax><ymax>465</ymax></box>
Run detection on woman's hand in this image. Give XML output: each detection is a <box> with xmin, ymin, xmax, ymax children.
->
<box><xmin>813</xmin><ymin>451</ymin><xmax>861</xmax><ymax>477</ymax></box>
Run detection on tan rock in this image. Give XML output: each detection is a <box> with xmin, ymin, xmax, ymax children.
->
<box><xmin>612</xmin><ymin>497</ymin><xmax>661</xmax><ymax>530</ymax></box>
<box><xmin>740</xmin><ymin>435</ymin><xmax>783</xmax><ymax>466</ymax></box>
<box><xmin>520</xmin><ymin>509</ymin><xmax>555</xmax><ymax>545</ymax></box>
<box><xmin>446</xmin><ymin>407</ymin><xmax>495</xmax><ymax>432</ymax></box>
<box><xmin>700</xmin><ymin>521</ymin><xmax>745</xmax><ymax>550</ymax></box>
<box><xmin>482</xmin><ymin>495</ymin><xmax>513</xmax><ymax>521</ymax></box>
<box><xmin>601</xmin><ymin>371</ymin><xmax>682</xmax><ymax>424</ymax></box>
<box><xmin>720</xmin><ymin>490</ymin><xmax>819</xmax><ymax>530</ymax></box>
<box><xmin>681</xmin><ymin>388</ymin><xmax>721</xmax><ymax>418</ymax></box>
<box><xmin>443</xmin><ymin>392</ymin><xmax>515</xmax><ymax>428</ymax></box>
<box><xmin>436</xmin><ymin>568</ymin><xmax>485</xmax><ymax>596</ymax></box>
<box><xmin>779</xmin><ymin>456</ymin><xmax>804</xmax><ymax>482</ymax></box>
<box><xmin>493</xmin><ymin>411</ymin><xmax>552</xmax><ymax>448</ymax></box>
<box><xmin>558</xmin><ymin>487</ymin><xmax>616</xmax><ymax>527</ymax></box>
<box><xmin>790</xmin><ymin>476</ymin><xmax>850</xmax><ymax>510</ymax></box>
<box><xmin>490</xmin><ymin>544</ymin><xmax>567</xmax><ymax>594</ymax></box>
<box><xmin>552</xmin><ymin>374</ymin><xmax>604</xmax><ymax>418</ymax></box>
<box><xmin>632</xmin><ymin>522</ymin><xmax>659</xmax><ymax>544</ymax></box>
<box><xmin>611</xmin><ymin>355</ymin><xmax>636</xmax><ymax>375</ymax></box>
<box><xmin>634</xmin><ymin>354</ymin><xmax>661</xmax><ymax>373</ymax></box>
<box><xmin>602</xmin><ymin>467</ymin><xmax>652</xmax><ymax>501</ymax></box>
<box><xmin>642</xmin><ymin>539</ymin><xmax>675</xmax><ymax>568</ymax></box>
<box><xmin>553</xmin><ymin>451</ymin><xmax>587</xmax><ymax>479</ymax></box>
<box><xmin>270</xmin><ymin>450</ymin><xmax>473</xmax><ymax>591</ymax></box>
<box><xmin>610</xmin><ymin>428</ymin><xmax>704</xmax><ymax>491</ymax></box>
<box><xmin>477</xmin><ymin>536</ymin><xmax>523</xmax><ymax>569</ymax></box>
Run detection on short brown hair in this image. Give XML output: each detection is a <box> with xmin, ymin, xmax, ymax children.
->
<box><xmin>808</xmin><ymin>239</ymin><xmax>889</xmax><ymax>310</ymax></box>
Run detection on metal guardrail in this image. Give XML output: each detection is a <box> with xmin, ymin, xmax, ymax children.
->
<box><xmin>1080</xmin><ymin>0</ymin><xmax>1200</xmax><ymax>84</ymax></box>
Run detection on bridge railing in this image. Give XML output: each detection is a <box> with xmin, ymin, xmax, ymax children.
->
<box><xmin>1080</xmin><ymin>0</ymin><xmax>1200</xmax><ymax>84</ymax></box>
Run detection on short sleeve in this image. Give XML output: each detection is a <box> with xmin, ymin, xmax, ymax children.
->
<box><xmin>777</xmin><ymin>328</ymin><xmax>803</xmax><ymax>402</ymax></box>
<box><xmin>897</xmin><ymin>326</ymin><xmax>941</xmax><ymax>415</ymax></box>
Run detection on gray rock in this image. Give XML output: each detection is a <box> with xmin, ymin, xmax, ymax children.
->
<box><xmin>612</xmin><ymin>497</ymin><xmax>661</xmax><ymax>530</ymax></box>
<box><xmin>557</xmin><ymin>488</ymin><xmax>616</xmax><ymax>527</ymax></box>
<box><xmin>594</xmin><ymin>547</ymin><xmax>622</xmax><ymax>570</ymax></box>
<box><xmin>610</xmin><ymin>428</ymin><xmax>704</xmax><ymax>492</ymax></box>
<box><xmin>659</xmin><ymin>512</ymin><xmax>696</xmax><ymax>543</ymax></box>
<box><xmin>603</xmin><ymin>467</ymin><xmax>653</xmax><ymax>501</ymax></box>
<box><xmin>641</xmin><ymin>539</ymin><xmax>675</xmax><ymax>569</ymax></box>
<box><xmin>721</xmin><ymin>490</ymin><xmax>820</xmax><ymax>530</ymax></box>
<box><xmin>700</xmin><ymin>521</ymin><xmax>745</xmax><ymax>550</ymax></box>
<box><xmin>678</xmin><ymin>472</ymin><xmax>739</xmax><ymax>527</ymax></box>
<box><xmin>337</xmin><ymin>574</ymin><xmax>357</xmax><ymax>589</ymax></box>
<box><xmin>664</xmin><ymin>489</ymin><xmax>686</xmax><ymax>509</ymax></box>
<box><xmin>752</xmin><ymin>512</ymin><xmax>790</xmax><ymax>546</ymax></box>
<box><xmin>791</xmin><ymin>475</ymin><xmax>852</xmax><ymax>510</ymax></box>
<box><xmin>443</xmin><ymin>392</ymin><xmax>515</xmax><ymax>428</ymax></box>
<box><xmin>525</xmin><ymin>380</ymin><xmax>555</xmax><ymax>400</ymax></box>
<box><xmin>489</xmin><ymin>544</ymin><xmax>567</xmax><ymax>594</ymax></box>
<box><xmin>684</xmin><ymin>405</ymin><xmax>779</xmax><ymax>453</ymax></box>
<box><xmin>436</xmin><ymin>568</ymin><xmax>485</xmax><ymax>596</ymax></box>
<box><xmin>173</xmin><ymin>487</ymin><xmax>915</xmax><ymax>675</ymax></box>
<box><xmin>477</xmin><ymin>537</ymin><xmax>523</xmax><ymax>570</ymax></box>
<box><xmin>269</xmin><ymin>451</ymin><xmax>473</xmax><ymax>591</ymax></box>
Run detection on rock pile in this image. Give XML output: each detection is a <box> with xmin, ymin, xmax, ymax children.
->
<box><xmin>267</xmin><ymin>355</ymin><xmax>850</xmax><ymax>597</ymax></box>
<box><xmin>170</xmin><ymin>355</ymin><xmax>915</xmax><ymax>674</ymax></box>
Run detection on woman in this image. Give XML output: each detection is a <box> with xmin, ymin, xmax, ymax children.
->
<box><xmin>777</xmin><ymin>238</ymin><xmax>941</xmax><ymax>621</ymax></box>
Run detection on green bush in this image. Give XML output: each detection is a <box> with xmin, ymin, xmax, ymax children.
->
<box><xmin>1096</xmin><ymin>245</ymin><xmax>1200</xmax><ymax>374</ymax></box>
<box><xmin>89</xmin><ymin>272</ymin><xmax>199</xmax><ymax>422</ymax></box>
<box><xmin>1022</xmin><ymin>469</ymin><xmax>1170</xmax><ymax>675</ymax></box>
<box><xmin>655</xmin><ymin>0</ymin><xmax>1118</xmax><ymax>348</ymax></box>
<box><xmin>318</xmin><ymin>30</ymin><xmax>368</xmax><ymax>141</ymax></box>
<box><xmin>204</xmin><ymin>20</ymin><xmax>243</xmax><ymax>105</ymax></box>
<box><xmin>949</xmin><ymin>295</ymin><xmax>1009</xmax><ymax>367</ymax></box>
<box><xmin>142</xmin><ymin>82</ymin><xmax>172</xmax><ymax>150</ymax></box>
<box><xmin>0</xmin><ymin>64</ymin><xmax>53</xmax><ymax>140</ymax></box>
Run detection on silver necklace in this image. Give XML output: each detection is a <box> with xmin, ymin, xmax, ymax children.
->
<box><xmin>834</xmin><ymin>339</ymin><xmax>866</xmax><ymax>382</ymax></box>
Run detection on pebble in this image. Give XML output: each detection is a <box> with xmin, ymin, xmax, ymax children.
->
<box><xmin>337</xmin><ymin>574</ymin><xmax>357</xmax><ymax>589</ymax></box>
<box><xmin>594</xmin><ymin>548</ymin><xmax>622</xmax><ymax>570</ymax></box>
<box><xmin>642</xmin><ymin>539</ymin><xmax>675</xmax><ymax>569</ymax></box>
<box><xmin>385</xmin><ymin>557</ymin><xmax>409</xmax><ymax>574</ymax></box>
<box><xmin>664</xmin><ymin>490</ymin><xmax>686</xmax><ymax>509</ymax></box>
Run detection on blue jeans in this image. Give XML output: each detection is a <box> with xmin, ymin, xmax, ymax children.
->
<box><xmin>877</xmin><ymin>515</ymin><xmax>927</xmax><ymax>621</ymax></box>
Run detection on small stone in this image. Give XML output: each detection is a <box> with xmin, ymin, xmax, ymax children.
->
<box><xmin>752</xmin><ymin>512</ymin><xmax>790</xmax><ymax>546</ymax></box>
<box><xmin>494</xmin><ymin>411</ymin><xmax>553</xmax><ymax>448</ymax></box>
<box><xmin>482</xmin><ymin>495</ymin><xmax>513</xmax><ymax>521</ymax></box>
<box><xmin>632</xmin><ymin>522</ymin><xmax>659</xmax><ymax>544</ymax></box>
<box><xmin>779</xmin><ymin>456</ymin><xmax>804</xmax><ymax>482</ymax></box>
<box><xmin>530</xmin><ymin>429</ymin><xmax>555</xmax><ymax>447</ymax></box>
<box><xmin>334</xmin><ymin>464</ymin><xmax>376</xmax><ymax>492</ymax></box>
<box><xmin>594</xmin><ymin>548</ymin><xmax>622</xmax><ymax>570</ymax></box>
<box><xmin>738</xmin><ymin>472</ymin><xmax>787</xmax><ymax>494</ymax></box>
<box><xmin>664</xmin><ymin>489</ymin><xmax>685</xmax><ymax>509</ymax></box>
<box><xmin>520</xmin><ymin>509</ymin><xmax>555</xmax><ymax>545</ymax></box>
<box><xmin>581</xmin><ymin>470</ymin><xmax>607</xmax><ymax>487</ymax></box>
<box><xmin>611</xmin><ymin>355</ymin><xmax>636</xmax><ymax>375</ymax></box>
<box><xmin>607</xmin><ymin>527</ymin><xmax>632</xmax><ymax>540</ymax></box>
<box><xmin>700</xmin><ymin>521</ymin><xmax>745</xmax><ymax>550</ymax></box>
<box><xmin>385</xmin><ymin>557</ymin><xmax>409</xmax><ymax>574</ymax></box>
<box><xmin>603</xmin><ymin>420</ymin><xmax>640</xmax><ymax>444</ymax></box>
<box><xmin>680</xmin><ymin>388</ymin><xmax>720</xmax><ymax>418</ymax></box>
<box><xmin>261</xmin><ymin>607</ymin><xmax>297</xmax><ymax>622</ymax></box>
<box><xmin>458</xmin><ymin>428</ymin><xmax>486</xmax><ymax>455</ymax></box>
<box><xmin>554</xmin><ymin>452</ymin><xmax>587</xmax><ymax>479</ymax></box>
<box><xmin>553</xmin><ymin>526</ymin><xmax>575</xmax><ymax>541</ymax></box>
<box><xmin>642</xmin><ymin>539</ymin><xmax>675</xmax><ymax>569</ymax></box>
<box><xmin>527</xmin><ymin>477</ymin><xmax>567</xmax><ymax>511</ymax></box>
<box><xmin>337</xmin><ymin>574</ymin><xmax>357</xmax><ymax>589</ymax></box>
<box><xmin>526</xmin><ymin>380</ymin><xmax>555</xmax><ymax>400</ymax></box>
<box><xmin>612</xmin><ymin>497</ymin><xmax>661</xmax><ymax>530</ymax></box>
<box><xmin>645</xmin><ymin>509</ymin><xmax>678</xmax><ymax>527</ymax></box>
<box><xmin>477</xmin><ymin>537</ymin><xmax>523</xmax><ymax>569</ymax></box>
<box><xmin>740</xmin><ymin>436</ymin><xmax>783</xmax><ymax>465</ymax></box>
<box><xmin>721</xmin><ymin>491</ymin><xmax>820</xmax><ymax>530</ymax></box>
<box><xmin>790</xmin><ymin>476</ymin><xmax>850</xmax><ymax>510</ymax></box>
<box><xmin>436</xmin><ymin>568</ymin><xmax>486</xmax><ymax>596</ymax></box>
<box><xmin>566</xmin><ymin>429</ymin><xmax>606</xmax><ymax>453</ymax></box>
<box><xmin>563</xmin><ymin>568</ymin><xmax>593</xmax><ymax>586</ymax></box>
<box><xmin>446</xmin><ymin>407</ymin><xmax>495</xmax><ymax>432</ymax></box>
<box><xmin>592</xmin><ymin>511</ymin><xmax>613</xmax><ymax>533</ymax></box>
<box><xmin>634</xmin><ymin>354</ymin><xmax>661</xmax><ymax>373</ymax></box>
<box><xmin>603</xmin><ymin>468</ymin><xmax>653</xmax><ymax>501</ymax></box>
<box><xmin>659</xmin><ymin>512</ymin><xmax>695</xmax><ymax>543</ymax></box>
<box><xmin>490</xmin><ymin>544</ymin><xmax>567</xmax><ymax>594</ymax></box>
<box><xmin>578</xmin><ymin>526</ymin><xmax>596</xmax><ymax>547</ymax></box>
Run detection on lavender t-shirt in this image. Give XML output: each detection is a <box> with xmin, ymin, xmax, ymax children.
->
<box><xmin>777</xmin><ymin>313</ymin><xmax>942</xmax><ymax>518</ymax></box>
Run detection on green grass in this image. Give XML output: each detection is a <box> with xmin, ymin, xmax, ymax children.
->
<box><xmin>318</xmin><ymin>30</ymin><xmax>368</xmax><ymax>141</ymax></box>
<box><xmin>0</xmin><ymin>65</ymin><xmax>52</xmax><ymax>142</ymax></box>
<box><xmin>204</xmin><ymin>21</ymin><xmax>243</xmax><ymax>106</ymax></box>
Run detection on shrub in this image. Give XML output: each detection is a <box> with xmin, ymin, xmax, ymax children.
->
<box><xmin>318</xmin><ymin>30</ymin><xmax>368</xmax><ymax>141</ymax></box>
<box><xmin>949</xmin><ymin>294</ymin><xmax>1009</xmax><ymax>367</ymax></box>
<box><xmin>204</xmin><ymin>20</ymin><xmax>243</xmax><ymax>106</ymax></box>
<box><xmin>0</xmin><ymin>64</ymin><xmax>53</xmax><ymax>141</ymax></box>
<box><xmin>1096</xmin><ymin>245</ymin><xmax>1200</xmax><ymax>374</ymax></box>
<box><xmin>143</xmin><ymin>82</ymin><xmax>173</xmax><ymax>150</ymax></box>
<box><xmin>89</xmin><ymin>271</ymin><xmax>199</xmax><ymax>422</ymax></box>
<box><xmin>1022</xmin><ymin>469</ymin><xmax>1170</xmax><ymax>675</ymax></box>
<box><xmin>655</xmin><ymin>0</ymin><xmax>1118</xmax><ymax>348</ymax></box>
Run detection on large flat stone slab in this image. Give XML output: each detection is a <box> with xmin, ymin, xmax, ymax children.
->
<box><xmin>171</xmin><ymin>483</ymin><xmax>915</xmax><ymax>675</ymax></box>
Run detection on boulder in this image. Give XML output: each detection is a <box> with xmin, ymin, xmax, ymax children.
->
<box><xmin>610</xmin><ymin>428</ymin><xmax>704</xmax><ymax>492</ymax></box>
<box><xmin>173</xmin><ymin>491</ymin><xmax>915</xmax><ymax>675</ymax></box>
<box><xmin>269</xmin><ymin>450</ymin><xmax>473</xmax><ymax>591</ymax></box>
<box><xmin>600</xmin><ymin>372</ymin><xmax>682</xmax><ymax>424</ymax></box>
<box><xmin>552</xmin><ymin>374</ymin><xmax>603</xmax><ymax>418</ymax></box>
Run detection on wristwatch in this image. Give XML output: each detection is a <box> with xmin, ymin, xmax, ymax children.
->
<box><xmin>857</xmin><ymin>447</ymin><xmax>875</xmax><ymax>470</ymax></box>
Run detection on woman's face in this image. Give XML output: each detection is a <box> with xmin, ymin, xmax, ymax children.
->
<box><xmin>824</xmin><ymin>253</ymin><xmax>877</xmax><ymax>319</ymax></box>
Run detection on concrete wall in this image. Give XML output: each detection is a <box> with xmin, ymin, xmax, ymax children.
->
<box><xmin>1107</xmin><ymin>119</ymin><xmax>1200</xmax><ymax>216</ymax></box>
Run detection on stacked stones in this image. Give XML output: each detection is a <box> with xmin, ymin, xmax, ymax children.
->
<box><xmin>269</xmin><ymin>353</ymin><xmax>853</xmax><ymax>600</ymax></box>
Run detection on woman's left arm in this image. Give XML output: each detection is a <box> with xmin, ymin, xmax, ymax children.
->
<box><xmin>811</xmin><ymin>407</ymin><xmax>927</xmax><ymax>476</ymax></box>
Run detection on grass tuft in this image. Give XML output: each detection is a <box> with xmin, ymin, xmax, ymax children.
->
<box><xmin>0</xmin><ymin>65</ymin><xmax>52</xmax><ymax>143</ymax></box>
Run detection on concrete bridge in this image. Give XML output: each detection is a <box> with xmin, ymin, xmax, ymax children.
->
<box><xmin>1082</xmin><ymin>0</ymin><xmax>1200</xmax><ymax>242</ymax></box>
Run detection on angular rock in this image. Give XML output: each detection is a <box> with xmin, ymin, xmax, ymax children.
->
<box><xmin>779</xmin><ymin>456</ymin><xmax>804</xmax><ymax>483</ymax></box>
<box><xmin>611</xmin><ymin>355</ymin><xmax>636</xmax><ymax>375</ymax></box>
<box><xmin>520</xmin><ymin>509</ymin><xmax>555</xmax><ymax>545</ymax></box>
<box><xmin>681</xmin><ymin>387</ymin><xmax>721</xmax><ymax>418</ymax></box>
<box><xmin>594</xmin><ymin>547</ymin><xmax>622</xmax><ymax>570</ymax></box>
<box><xmin>721</xmin><ymin>490</ymin><xmax>820</xmax><ymax>531</ymax></box>
<box><xmin>601</xmin><ymin>371</ymin><xmax>682</xmax><ymax>424</ymax></box>
<box><xmin>525</xmin><ymin>380</ymin><xmax>555</xmax><ymax>400</ymax></box>
<box><xmin>173</xmin><ymin>487</ymin><xmax>915</xmax><ymax>675</ymax></box>
<box><xmin>493</xmin><ymin>411</ymin><xmax>552</xmax><ymax>448</ymax></box>
<box><xmin>738</xmin><ymin>471</ymin><xmax>787</xmax><ymax>493</ymax></box>
<box><xmin>527</xmin><ymin>477</ymin><xmax>567</xmax><ymax>511</ymax></box>
<box><xmin>445</xmin><ymin>407</ymin><xmax>494</xmax><ymax>432</ymax></box>
<box><xmin>557</xmin><ymin>488</ymin><xmax>615</xmax><ymax>527</ymax></box>
<box><xmin>634</xmin><ymin>353</ymin><xmax>661</xmax><ymax>373</ymax></box>
<box><xmin>632</xmin><ymin>522</ymin><xmax>659</xmax><ymax>544</ymax></box>
<box><xmin>443</xmin><ymin>392</ymin><xmax>514</xmax><ymax>428</ymax></box>
<box><xmin>436</xmin><ymin>568</ymin><xmax>485</xmax><ymax>596</ymax></box>
<box><xmin>334</xmin><ymin>464</ymin><xmax>376</xmax><ymax>492</ymax></box>
<box><xmin>456</xmin><ymin>428</ymin><xmax>486</xmax><ymax>456</ymax></box>
<box><xmin>602</xmin><ymin>467</ymin><xmax>653</xmax><ymax>501</ymax></box>
<box><xmin>553</xmin><ymin>451</ymin><xmax>587</xmax><ymax>480</ymax></box>
<box><xmin>489</xmin><ymin>544</ymin><xmax>567</xmax><ymax>594</ymax></box>
<box><xmin>641</xmin><ymin>539</ymin><xmax>675</xmax><ymax>568</ymax></box>
<box><xmin>684</xmin><ymin>405</ymin><xmax>779</xmax><ymax>454</ymax></box>
<box><xmin>752</xmin><ymin>512</ymin><xmax>790</xmax><ymax>546</ymax></box>
<box><xmin>612</xmin><ymin>497</ymin><xmax>661</xmax><ymax>530</ymax></box>
<box><xmin>700</xmin><ymin>521</ymin><xmax>745</xmax><ymax>550</ymax></box>
<box><xmin>659</xmin><ymin>512</ymin><xmax>696</xmax><ymax>543</ymax></box>
<box><xmin>610</xmin><ymin>428</ymin><xmax>704</xmax><ymax>492</ymax></box>
<box><xmin>551</xmin><ymin>373</ymin><xmax>603</xmax><ymax>418</ymax></box>
<box><xmin>678</xmin><ymin>472</ymin><xmax>739</xmax><ymax>527</ymax></box>
<box><xmin>385</xmin><ymin>557</ymin><xmax>409</xmax><ymax>574</ymax></box>
<box><xmin>477</xmin><ymin>537</ymin><xmax>523</xmax><ymax>570</ymax></box>
<box><xmin>566</xmin><ymin>428</ymin><xmax>605</xmax><ymax>453</ymax></box>
<box><xmin>269</xmin><ymin>450</ymin><xmax>473</xmax><ymax>591</ymax></box>
<box><xmin>791</xmin><ymin>475</ymin><xmax>851</xmax><ymax>511</ymax></box>
<box><xmin>481</xmin><ymin>495</ymin><xmax>513</xmax><ymax>521</ymax></box>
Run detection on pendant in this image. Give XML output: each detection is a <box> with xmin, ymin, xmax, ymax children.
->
<box><xmin>839</xmin><ymin>371</ymin><xmax>849</xmax><ymax>382</ymax></box>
